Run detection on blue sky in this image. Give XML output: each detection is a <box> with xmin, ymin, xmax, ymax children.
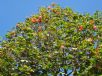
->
<box><xmin>0</xmin><ymin>0</ymin><xmax>102</xmax><ymax>38</ymax></box>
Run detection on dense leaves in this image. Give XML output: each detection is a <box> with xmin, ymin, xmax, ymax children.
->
<box><xmin>0</xmin><ymin>3</ymin><xmax>102</xmax><ymax>76</ymax></box>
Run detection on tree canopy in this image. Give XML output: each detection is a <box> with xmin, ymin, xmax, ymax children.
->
<box><xmin>0</xmin><ymin>3</ymin><xmax>102</xmax><ymax>76</ymax></box>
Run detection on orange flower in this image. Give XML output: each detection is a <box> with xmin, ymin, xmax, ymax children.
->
<box><xmin>56</xmin><ymin>12</ymin><xmax>61</xmax><ymax>15</ymax></box>
<box><xmin>31</xmin><ymin>18</ymin><xmax>37</xmax><ymax>23</ymax></box>
<box><xmin>60</xmin><ymin>45</ymin><xmax>65</xmax><ymax>49</ymax></box>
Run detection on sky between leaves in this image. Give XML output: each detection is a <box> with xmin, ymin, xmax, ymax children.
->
<box><xmin>0</xmin><ymin>0</ymin><xmax>102</xmax><ymax>38</ymax></box>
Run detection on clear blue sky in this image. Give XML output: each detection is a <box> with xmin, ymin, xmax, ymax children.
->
<box><xmin>0</xmin><ymin>0</ymin><xmax>102</xmax><ymax>38</ymax></box>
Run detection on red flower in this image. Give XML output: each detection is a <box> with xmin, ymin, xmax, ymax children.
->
<box><xmin>79</xmin><ymin>26</ymin><xmax>83</xmax><ymax>31</ymax></box>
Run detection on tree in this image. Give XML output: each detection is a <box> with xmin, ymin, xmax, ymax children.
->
<box><xmin>0</xmin><ymin>3</ymin><xmax>102</xmax><ymax>76</ymax></box>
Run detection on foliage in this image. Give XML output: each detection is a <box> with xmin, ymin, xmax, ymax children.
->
<box><xmin>0</xmin><ymin>3</ymin><xmax>102</xmax><ymax>76</ymax></box>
